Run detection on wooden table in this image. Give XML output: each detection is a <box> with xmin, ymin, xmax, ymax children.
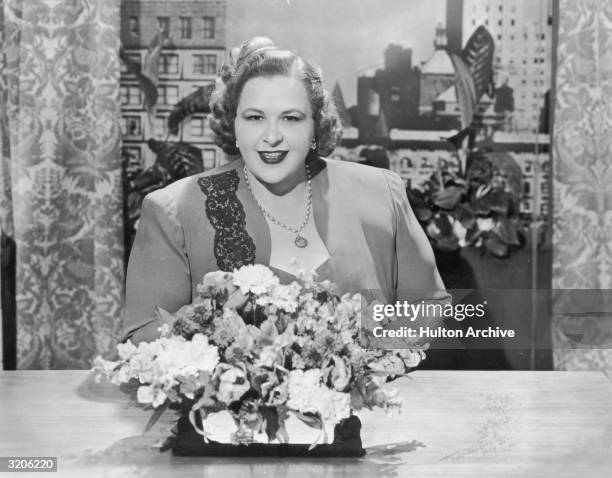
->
<box><xmin>0</xmin><ymin>370</ymin><xmax>611</xmax><ymax>477</ymax></box>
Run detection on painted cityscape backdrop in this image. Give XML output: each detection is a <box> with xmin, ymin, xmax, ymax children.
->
<box><xmin>119</xmin><ymin>0</ymin><xmax>553</xmax><ymax>222</ymax></box>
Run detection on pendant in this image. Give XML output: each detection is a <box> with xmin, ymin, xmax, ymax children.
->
<box><xmin>294</xmin><ymin>235</ymin><xmax>308</xmax><ymax>248</ymax></box>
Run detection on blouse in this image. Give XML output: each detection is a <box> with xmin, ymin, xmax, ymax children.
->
<box><xmin>123</xmin><ymin>157</ymin><xmax>449</xmax><ymax>338</ymax></box>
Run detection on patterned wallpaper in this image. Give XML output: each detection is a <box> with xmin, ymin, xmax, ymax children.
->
<box><xmin>553</xmin><ymin>0</ymin><xmax>612</xmax><ymax>375</ymax></box>
<box><xmin>0</xmin><ymin>0</ymin><xmax>124</xmax><ymax>368</ymax></box>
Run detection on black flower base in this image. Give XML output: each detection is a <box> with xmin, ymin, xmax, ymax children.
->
<box><xmin>172</xmin><ymin>414</ymin><xmax>365</xmax><ymax>457</ymax></box>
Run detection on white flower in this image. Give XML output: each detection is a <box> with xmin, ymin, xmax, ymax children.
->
<box><xmin>232</xmin><ymin>264</ymin><xmax>279</xmax><ymax>295</ymax></box>
<box><xmin>256</xmin><ymin>282</ymin><xmax>301</xmax><ymax>312</ymax></box>
<box><xmin>289</xmin><ymin>258</ymin><xmax>317</xmax><ymax>283</ymax></box>
<box><xmin>287</xmin><ymin>369</ymin><xmax>351</xmax><ymax>427</ymax></box>
<box><xmin>426</xmin><ymin>221</ymin><xmax>441</xmax><ymax>237</ymax></box>
<box><xmin>198</xmin><ymin>271</ymin><xmax>235</xmax><ymax>294</ymax></box>
<box><xmin>287</xmin><ymin>369</ymin><xmax>321</xmax><ymax>413</ymax></box>
<box><xmin>318</xmin><ymin>389</ymin><xmax>351</xmax><ymax>425</ymax></box>
<box><xmin>189</xmin><ymin>334</ymin><xmax>220</xmax><ymax>373</ymax></box>
<box><xmin>136</xmin><ymin>384</ymin><xmax>168</xmax><ymax>408</ymax></box>
<box><xmin>137</xmin><ymin>385</ymin><xmax>155</xmax><ymax>405</ymax></box>
<box><xmin>155</xmin><ymin>334</ymin><xmax>219</xmax><ymax>381</ymax></box>
<box><xmin>116</xmin><ymin>341</ymin><xmax>138</xmax><ymax>360</ymax></box>
<box><xmin>452</xmin><ymin>218</ymin><xmax>468</xmax><ymax>247</ymax></box>
<box><xmin>401</xmin><ymin>349</ymin><xmax>424</xmax><ymax>368</ymax></box>
<box><xmin>152</xmin><ymin>388</ymin><xmax>168</xmax><ymax>408</ymax></box>
<box><xmin>256</xmin><ymin>345</ymin><xmax>282</xmax><ymax>368</ymax></box>
<box><xmin>476</xmin><ymin>217</ymin><xmax>494</xmax><ymax>232</ymax></box>
<box><xmin>379</xmin><ymin>386</ymin><xmax>402</xmax><ymax>415</ymax></box>
<box><xmin>92</xmin><ymin>356</ymin><xmax>118</xmax><ymax>377</ymax></box>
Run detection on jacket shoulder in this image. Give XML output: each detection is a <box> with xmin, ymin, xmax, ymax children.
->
<box><xmin>145</xmin><ymin>160</ymin><xmax>241</xmax><ymax>206</ymax></box>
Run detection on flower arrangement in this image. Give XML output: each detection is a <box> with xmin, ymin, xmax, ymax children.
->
<box><xmin>94</xmin><ymin>264</ymin><xmax>425</xmax><ymax>450</ymax></box>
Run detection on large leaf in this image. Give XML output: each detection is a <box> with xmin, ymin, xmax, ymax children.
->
<box><xmin>492</xmin><ymin>217</ymin><xmax>521</xmax><ymax>246</ymax></box>
<box><xmin>147</xmin><ymin>139</ymin><xmax>204</xmax><ymax>181</ymax></box>
<box><xmin>447</xmin><ymin>26</ymin><xmax>495</xmax><ymax>129</ymax></box>
<box><xmin>144</xmin><ymin>401</ymin><xmax>170</xmax><ymax>433</ymax></box>
<box><xmin>120</xmin><ymin>33</ymin><xmax>163</xmax><ymax>111</ymax></box>
<box><xmin>484</xmin><ymin>233</ymin><xmax>510</xmax><ymax>258</ymax></box>
<box><xmin>142</xmin><ymin>33</ymin><xmax>163</xmax><ymax>110</ymax></box>
<box><xmin>455</xmin><ymin>203</ymin><xmax>476</xmax><ymax>230</ymax></box>
<box><xmin>466</xmin><ymin>150</ymin><xmax>494</xmax><ymax>186</ymax></box>
<box><xmin>463</xmin><ymin>26</ymin><xmax>495</xmax><ymax>100</ymax></box>
<box><xmin>465</xmin><ymin>223</ymin><xmax>482</xmax><ymax>246</ymax></box>
<box><xmin>448</xmin><ymin>51</ymin><xmax>477</xmax><ymax>128</ymax></box>
<box><xmin>407</xmin><ymin>188</ymin><xmax>433</xmax><ymax>222</ymax></box>
<box><xmin>435</xmin><ymin>236</ymin><xmax>460</xmax><ymax>252</ymax></box>
<box><xmin>433</xmin><ymin>212</ymin><xmax>454</xmax><ymax>237</ymax></box>
<box><xmin>433</xmin><ymin>185</ymin><xmax>464</xmax><ymax>210</ymax></box>
<box><xmin>488</xmin><ymin>189</ymin><xmax>512</xmax><ymax>215</ymax></box>
<box><xmin>445</xmin><ymin>126</ymin><xmax>475</xmax><ymax>153</ymax></box>
<box><xmin>120</xmin><ymin>48</ymin><xmax>157</xmax><ymax>108</ymax></box>
<box><xmin>414</xmin><ymin>207</ymin><xmax>433</xmax><ymax>223</ymax></box>
<box><xmin>168</xmin><ymin>83</ymin><xmax>215</xmax><ymax>135</ymax></box>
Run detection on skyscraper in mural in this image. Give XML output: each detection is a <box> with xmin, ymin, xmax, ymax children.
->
<box><xmin>119</xmin><ymin>0</ymin><xmax>227</xmax><ymax>170</ymax></box>
<box><xmin>448</xmin><ymin>0</ymin><xmax>552</xmax><ymax>133</ymax></box>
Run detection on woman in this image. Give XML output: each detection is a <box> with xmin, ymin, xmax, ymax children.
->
<box><xmin>123</xmin><ymin>37</ymin><xmax>449</xmax><ymax>343</ymax></box>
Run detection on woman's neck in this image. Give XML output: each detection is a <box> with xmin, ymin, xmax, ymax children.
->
<box><xmin>243</xmin><ymin>164</ymin><xmax>310</xmax><ymax>224</ymax></box>
<box><xmin>244</xmin><ymin>165</ymin><xmax>308</xmax><ymax>197</ymax></box>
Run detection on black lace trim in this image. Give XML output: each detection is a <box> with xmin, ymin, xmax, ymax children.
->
<box><xmin>198</xmin><ymin>170</ymin><xmax>256</xmax><ymax>271</ymax></box>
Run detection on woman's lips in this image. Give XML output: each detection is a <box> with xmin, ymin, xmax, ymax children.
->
<box><xmin>258</xmin><ymin>151</ymin><xmax>288</xmax><ymax>164</ymax></box>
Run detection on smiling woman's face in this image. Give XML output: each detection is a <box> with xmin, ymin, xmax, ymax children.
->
<box><xmin>235</xmin><ymin>75</ymin><xmax>315</xmax><ymax>192</ymax></box>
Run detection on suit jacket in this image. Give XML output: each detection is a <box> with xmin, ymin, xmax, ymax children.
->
<box><xmin>123</xmin><ymin>157</ymin><xmax>449</xmax><ymax>336</ymax></box>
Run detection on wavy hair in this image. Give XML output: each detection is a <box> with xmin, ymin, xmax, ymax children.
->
<box><xmin>209</xmin><ymin>37</ymin><xmax>343</xmax><ymax>157</ymax></box>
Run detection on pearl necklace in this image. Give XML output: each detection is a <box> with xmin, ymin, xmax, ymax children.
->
<box><xmin>242</xmin><ymin>163</ymin><xmax>312</xmax><ymax>248</ymax></box>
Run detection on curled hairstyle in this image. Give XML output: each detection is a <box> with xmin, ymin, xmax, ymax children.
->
<box><xmin>209</xmin><ymin>37</ymin><xmax>343</xmax><ymax>157</ymax></box>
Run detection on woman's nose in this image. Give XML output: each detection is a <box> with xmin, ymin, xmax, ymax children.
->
<box><xmin>262</xmin><ymin>122</ymin><xmax>283</xmax><ymax>147</ymax></box>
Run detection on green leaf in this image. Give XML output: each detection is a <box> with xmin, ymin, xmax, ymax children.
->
<box><xmin>435</xmin><ymin>236</ymin><xmax>460</xmax><ymax>252</ymax></box>
<box><xmin>448</xmin><ymin>52</ymin><xmax>477</xmax><ymax>128</ymax></box>
<box><xmin>118</xmin><ymin>378</ymin><xmax>141</xmax><ymax>401</ymax></box>
<box><xmin>119</xmin><ymin>35</ymin><xmax>163</xmax><ymax>111</ymax></box>
<box><xmin>485</xmin><ymin>234</ymin><xmax>509</xmax><ymax>258</ymax></box>
<box><xmin>434</xmin><ymin>213</ymin><xmax>454</xmax><ymax>236</ymax></box>
<box><xmin>455</xmin><ymin>204</ymin><xmax>476</xmax><ymax>229</ymax></box>
<box><xmin>433</xmin><ymin>185</ymin><xmax>464</xmax><ymax>210</ymax></box>
<box><xmin>167</xmin><ymin>83</ymin><xmax>215</xmax><ymax>135</ymax></box>
<box><xmin>463</xmin><ymin>26</ymin><xmax>495</xmax><ymax>101</ymax></box>
<box><xmin>294</xmin><ymin>411</ymin><xmax>323</xmax><ymax>430</ymax></box>
<box><xmin>144</xmin><ymin>401</ymin><xmax>169</xmax><ymax>433</ymax></box>
<box><xmin>147</xmin><ymin>140</ymin><xmax>204</xmax><ymax>180</ymax></box>
<box><xmin>260</xmin><ymin>406</ymin><xmax>281</xmax><ymax>442</ymax></box>
<box><xmin>492</xmin><ymin>218</ymin><xmax>521</xmax><ymax>246</ymax></box>
<box><xmin>486</xmin><ymin>189</ymin><xmax>511</xmax><ymax>215</ymax></box>
<box><xmin>155</xmin><ymin>305</ymin><xmax>176</xmax><ymax>327</ymax></box>
<box><xmin>465</xmin><ymin>223</ymin><xmax>482</xmax><ymax>245</ymax></box>
<box><xmin>414</xmin><ymin>207</ymin><xmax>433</xmax><ymax>222</ymax></box>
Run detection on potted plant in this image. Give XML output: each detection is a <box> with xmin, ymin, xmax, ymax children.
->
<box><xmin>408</xmin><ymin>147</ymin><xmax>526</xmax><ymax>259</ymax></box>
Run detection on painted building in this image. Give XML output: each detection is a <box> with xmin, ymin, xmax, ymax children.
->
<box><xmin>447</xmin><ymin>0</ymin><xmax>553</xmax><ymax>133</ymax></box>
<box><xmin>356</xmin><ymin>44</ymin><xmax>421</xmax><ymax>141</ymax></box>
<box><xmin>420</xmin><ymin>24</ymin><xmax>455</xmax><ymax>116</ymax></box>
<box><xmin>119</xmin><ymin>0</ymin><xmax>226</xmax><ymax>170</ymax></box>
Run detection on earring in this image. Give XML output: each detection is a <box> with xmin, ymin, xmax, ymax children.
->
<box><xmin>310</xmin><ymin>138</ymin><xmax>317</xmax><ymax>151</ymax></box>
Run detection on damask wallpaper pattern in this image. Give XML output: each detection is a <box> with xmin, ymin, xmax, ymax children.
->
<box><xmin>553</xmin><ymin>0</ymin><xmax>612</xmax><ymax>374</ymax></box>
<box><xmin>0</xmin><ymin>0</ymin><xmax>124</xmax><ymax>368</ymax></box>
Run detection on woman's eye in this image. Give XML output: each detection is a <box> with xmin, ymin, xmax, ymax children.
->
<box><xmin>283</xmin><ymin>115</ymin><xmax>302</xmax><ymax>122</ymax></box>
<box><xmin>245</xmin><ymin>114</ymin><xmax>263</xmax><ymax>121</ymax></box>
